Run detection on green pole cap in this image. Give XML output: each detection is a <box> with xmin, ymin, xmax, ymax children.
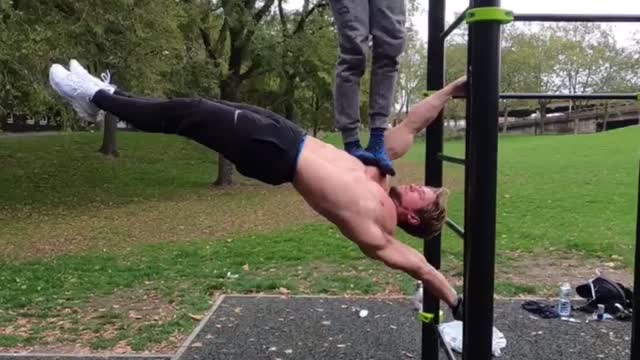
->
<box><xmin>465</xmin><ymin>7</ymin><xmax>514</xmax><ymax>24</ymax></box>
<box><xmin>417</xmin><ymin>310</ymin><xmax>444</xmax><ymax>324</ymax></box>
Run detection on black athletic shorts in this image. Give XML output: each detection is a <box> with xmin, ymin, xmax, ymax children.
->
<box><xmin>211</xmin><ymin>100</ymin><xmax>307</xmax><ymax>185</ymax></box>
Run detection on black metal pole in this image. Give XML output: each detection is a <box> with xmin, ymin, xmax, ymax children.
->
<box><xmin>438</xmin><ymin>153</ymin><xmax>466</xmax><ymax>165</ymax></box>
<box><xmin>424</xmin><ymin>1</ymin><xmax>445</xmax><ymax>359</ymax></box>
<box><xmin>441</xmin><ymin>7</ymin><xmax>470</xmax><ymax>40</ymax></box>
<box><xmin>446</xmin><ymin>218</ymin><xmax>465</xmax><ymax>239</ymax></box>
<box><xmin>464</xmin><ymin>0</ymin><xmax>501</xmax><ymax>359</ymax></box>
<box><xmin>501</xmin><ymin>93</ymin><xmax>638</xmax><ymax>100</ymax></box>
<box><xmin>631</xmin><ymin>162</ymin><xmax>640</xmax><ymax>360</ymax></box>
<box><xmin>514</xmin><ymin>13</ymin><xmax>640</xmax><ymax>23</ymax></box>
<box><xmin>462</xmin><ymin>0</ymin><xmax>474</xmax><ymax>327</ymax></box>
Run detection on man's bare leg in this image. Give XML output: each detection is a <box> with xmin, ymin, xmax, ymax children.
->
<box><xmin>384</xmin><ymin>77</ymin><xmax>466</xmax><ymax>160</ymax></box>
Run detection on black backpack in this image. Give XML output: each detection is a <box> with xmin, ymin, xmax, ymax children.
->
<box><xmin>575</xmin><ymin>275</ymin><xmax>633</xmax><ymax>320</ymax></box>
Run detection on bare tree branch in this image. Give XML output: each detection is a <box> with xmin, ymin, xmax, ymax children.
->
<box><xmin>254</xmin><ymin>0</ymin><xmax>275</xmax><ymax>24</ymax></box>
<box><xmin>199</xmin><ymin>27</ymin><xmax>218</xmax><ymax>61</ymax></box>
<box><xmin>200</xmin><ymin>18</ymin><xmax>228</xmax><ymax>63</ymax></box>
<box><xmin>278</xmin><ymin>0</ymin><xmax>288</xmax><ymax>35</ymax></box>
<box><xmin>239</xmin><ymin>61</ymin><xmax>258</xmax><ymax>80</ymax></box>
<box><xmin>293</xmin><ymin>1</ymin><xmax>328</xmax><ymax>35</ymax></box>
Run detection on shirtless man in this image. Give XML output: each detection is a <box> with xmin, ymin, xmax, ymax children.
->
<box><xmin>48</xmin><ymin>60</ymin><xmax>466</xmax><ymax>319</ymax></box>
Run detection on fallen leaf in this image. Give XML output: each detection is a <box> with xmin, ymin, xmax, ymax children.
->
<box><xmin>128</xmin><ymin>311</ymin><xmax>142</xmax><ymax>320</ymax></box>
<box><xmin>188</xmin><ymin>313</ymin><xmax>204</xmax><ymax>321</ymax></box>
<box><xmin>113</xmin><ymin>341</ymin><xmax>131</xmax><ymax>354</ymax></box>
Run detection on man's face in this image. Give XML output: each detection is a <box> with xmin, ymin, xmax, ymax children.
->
<box><xmin>389</xmin><ymin>184</ymin><xmax>439</xmax><ymax>224</ymax></box>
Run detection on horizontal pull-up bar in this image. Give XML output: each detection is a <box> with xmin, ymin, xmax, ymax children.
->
<box><xmin>441</xmin><ymin>7</ymin><xmax>469</xmax><ymax>40</ymax></box>
<box><xmin>445</xmin><ymin>218</ymin><xmax>465</xmax><ymax>239</ymax></box>
<box><xmin>500</xmin><ymin>93</ymin><xmax>639</xmax><ymax>100</ymax></box>
<box><xmin>514</xmin><ymin>13</ymin><xmax>640</xmax><ymax>23</ymax></box>
<box><xmin>438</xmin><ymin>153</ymin><xmax>466</xmax><ymax>166</ymax></box>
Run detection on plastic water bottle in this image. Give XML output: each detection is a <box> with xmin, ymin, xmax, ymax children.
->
<box><xmin>557</xmin><ymin>282</ymin><xmax>572</xmax><ymax>317</ymax></box>
<box><xmin>412</xmin><ymin>281</ymin><xmax>423</xmax><ymax>311</ymax></box>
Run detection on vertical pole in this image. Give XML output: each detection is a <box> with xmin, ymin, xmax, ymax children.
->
<box><xmin>424</xmin><ymin>1</ymin><xmax>445</xmax><ymax>359</ymax></box>
<box><xmin>631</xmin><ymin>162</ymin><xmax>640</xmax><ymax>359</ymax></box>
<box><xmin>463</xmin><ymin>0</ymin><xmax>501</xmax><ymax>359</ymax></box>
<box><xmin>463</xmin><ymin>0</ymin><xmax>474</xmax><ymax>278</ymax></box>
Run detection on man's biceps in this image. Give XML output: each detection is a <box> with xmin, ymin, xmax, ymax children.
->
<box><xmin>357</xmin><ymin>235</ymin><xmax>392</xmax><ymax>257</ymax></box>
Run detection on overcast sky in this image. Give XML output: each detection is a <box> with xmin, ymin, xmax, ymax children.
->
<box><xmin>286</xmin><ymin>0</ymin><xmax>640</xmax><ymax>46</ymax></box>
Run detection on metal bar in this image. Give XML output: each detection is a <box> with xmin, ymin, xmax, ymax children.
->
<box><xmin>441</xmin><ymin>7</ymin><xmax>469</xmax><ymax>40</ymax></box>
<box><xmin>423</xmin><ymin>0</ymin><xmax>446</xmax><ymax>359</ymax></box>
<box><xmin>439</xmin><ymin>153</ymin><xmax>466</xmax><ymax>166</ymax></box>
<box><xmin>500</xmin><ymin>93</ymin><xmax>638</xmax><ymax>100</ymax></box>
<box><xmin>439</xmin><ymin>327</ymin><xmax>458</xmax><ymax>360</ymax></box>
<box><xmin>631</xmin><ymin>162</ymin><xmax>640</xmax><ymax>360</ymax></box>
<box><xmin>464</xmin><ymin>0</ymin><xmax>500</xmax><ymax>359</ymax></box>
<box><xmin>514</xmin><ymin>13</ymin><xmax>640</xmax><ymax>23</ymax></box>
<box><xmin>446</xmin><ymin>218</ymin><xmax>465</xmax><ymax>239</ymax></box>
<box><xmin>462</xmin><ymin>0</ymin><xmax>475</xmax><ymax>332</ymax></box>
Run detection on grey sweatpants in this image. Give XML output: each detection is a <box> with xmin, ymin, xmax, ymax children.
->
<box><xmin>329</xmin><ymin>0</ymin><xmax>406</xmax><ymax>143</ymax></box>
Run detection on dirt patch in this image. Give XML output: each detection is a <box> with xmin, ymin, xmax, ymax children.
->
<box><xmin>497</xmin><ymin>251</ymin><xmax>633</xmax><ymax>296</ymax></box>
<box><xmin>0</xmin><ymin>288</ymin><xmax>208</xmax><ymax>355</ymax></box>
<box><xmin>0</xmin><ymin>184</ymin><xmax>321</xmax><ymax>261</ymax></box>
<box><xmin>0</xmin><ymin>159</ymin><xmax>462</xmax><ymax>261</ymax></box>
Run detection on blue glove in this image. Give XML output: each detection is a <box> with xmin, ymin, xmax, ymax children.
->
<box><xmin>345</xmin><ymin>141</ymin><xmax>379</xmax><ymax>167</ymax></box>
<box><xmin>365</xmin><ymin>128</ymin><xmax>396</xmax><ymax>176</ymax></box>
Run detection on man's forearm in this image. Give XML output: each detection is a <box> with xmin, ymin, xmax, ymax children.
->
<box><xmin>370</xmin><ymin>240</ymin><xmax>458</xmax><ymax>307</ymax></box>
<box><xmin>408</xmin><ymin>250</ymin><xmax>458</xmax><ymax>308</ymax></box>
<box><xmin>402</xmin><ymin>86</ymin><xmax>456</xmax><ymax>134</ymax></box>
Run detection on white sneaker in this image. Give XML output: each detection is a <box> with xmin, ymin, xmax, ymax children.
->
<box><xmin>69</xmin><ymin>59</ymin><xmax>116</xmax><ymax>94</ymax></box>
<box><xmin>49</xmin><ymin>64</ymin><xmax>102</xmax><ymax>121</ymax></box>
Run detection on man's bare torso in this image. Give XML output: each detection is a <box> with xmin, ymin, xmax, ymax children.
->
<box><xmin>292</xmin><ymin>136</ymin><xmax>397</xmax><ymax>244</ymax></box>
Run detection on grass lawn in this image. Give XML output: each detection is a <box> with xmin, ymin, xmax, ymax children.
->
<box><xmin>0</xmin><ymin>127</ymin><xmax>638</xmax><ymax>353</ymax></box>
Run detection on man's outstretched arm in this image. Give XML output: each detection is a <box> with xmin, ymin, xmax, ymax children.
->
<box><xmin>384</xmin><ymin>77</ymin><xmax>466</xmax><ymax>161</ymax></box>
<box><xmin>351</xmin><ymin>224</ymin><xmax>459</xmax><ymax>308</ymax></box>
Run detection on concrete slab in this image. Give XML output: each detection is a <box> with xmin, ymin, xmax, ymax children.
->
<box><xmin>176</xmin><ymin>296</ymin><xmax>633</xmax><ymax>360</ymax></box>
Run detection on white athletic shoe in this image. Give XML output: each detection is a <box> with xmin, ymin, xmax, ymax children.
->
<box><xmin>49</xmin><ymin>63</ymin><xmax>103</xmax><ymax>121</ymax></box>
<box><xmin>69</xmin><ymin>59</ymin><xmax>116</xmax><ymax>94</ymax></box>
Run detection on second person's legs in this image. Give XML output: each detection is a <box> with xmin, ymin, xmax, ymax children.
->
<box><xmin>366</xmin><ymin>0</ymin><xmax>406</xmax><ymax>176</ymax></box>
<box><xmin>328</xmin><ymin>0</ymin><xmax>376</xmax><ymax>166</ymax></box>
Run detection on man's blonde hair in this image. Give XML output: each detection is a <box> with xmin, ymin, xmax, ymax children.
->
<box><xmin>397</xmin><ymin>188</ymin><xmax>449</xmax><ymax>239</ymax></box>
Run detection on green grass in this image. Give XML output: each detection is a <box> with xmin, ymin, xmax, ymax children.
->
<box><xmin>0</xmin><ymin>223</ymin><xmax>427</xmax><ymax>350</ymax></box>
<box><xmin>403</xmin><ymin>128</ymin><xmax>640</xmax><ymax>266</ymax></box>
<box><xmin>0</xmin><ymin>127</ymin><xmax>638</xmax><ymax>352</ymax></box>
<box><xmin>0</xmin><ymin>132</ymin><xmax>220</xmax><ymax>213</ymax></box>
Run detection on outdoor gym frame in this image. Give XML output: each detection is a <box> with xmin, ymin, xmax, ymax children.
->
<box><xmin>422</xmin><ymin>1</ymin><xmax>640</xmax><ymax>359</ymax></box>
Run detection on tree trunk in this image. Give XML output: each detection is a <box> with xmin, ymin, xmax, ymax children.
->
<box><xmin>213</xmin><ymin>77</ymin><xmax>240</xmax><ymax>186</ymax></box>
<box><xmin>98</xmin><ymin>112</ymin><xmax>119</xmax><ymax>157</ymax></box>
<box><xmin>602</xmin><ymin>102</ymin><xmax>609</xmax><ymax>132</ymax></box>
<box><xmin>214</xmin><ymin>155</ymin><xmax>234</xmax><ymax>186</ymax></box>
<box><xmin>282</xmin><ymin>75</ymin><xmax>296</xmax><ymax>120</ymax></box>
<box><xmin>312</xmin><ymin>94</ymin><xmax>320</xmax><ymax>137</ymax></box>
<box><xmin>502</xmin><ymin>103</ymin><xmax>509</xmax><ymax>134</ymax></box>
<box><xmin>538</xmin><ymin>101</ymin><xmax>547</xmax><ymax>135</ymax></box>
<box><xmin>571</xmin><ymin>101</ymin><xmax>579</xmax><ymax>134</ymax></box>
